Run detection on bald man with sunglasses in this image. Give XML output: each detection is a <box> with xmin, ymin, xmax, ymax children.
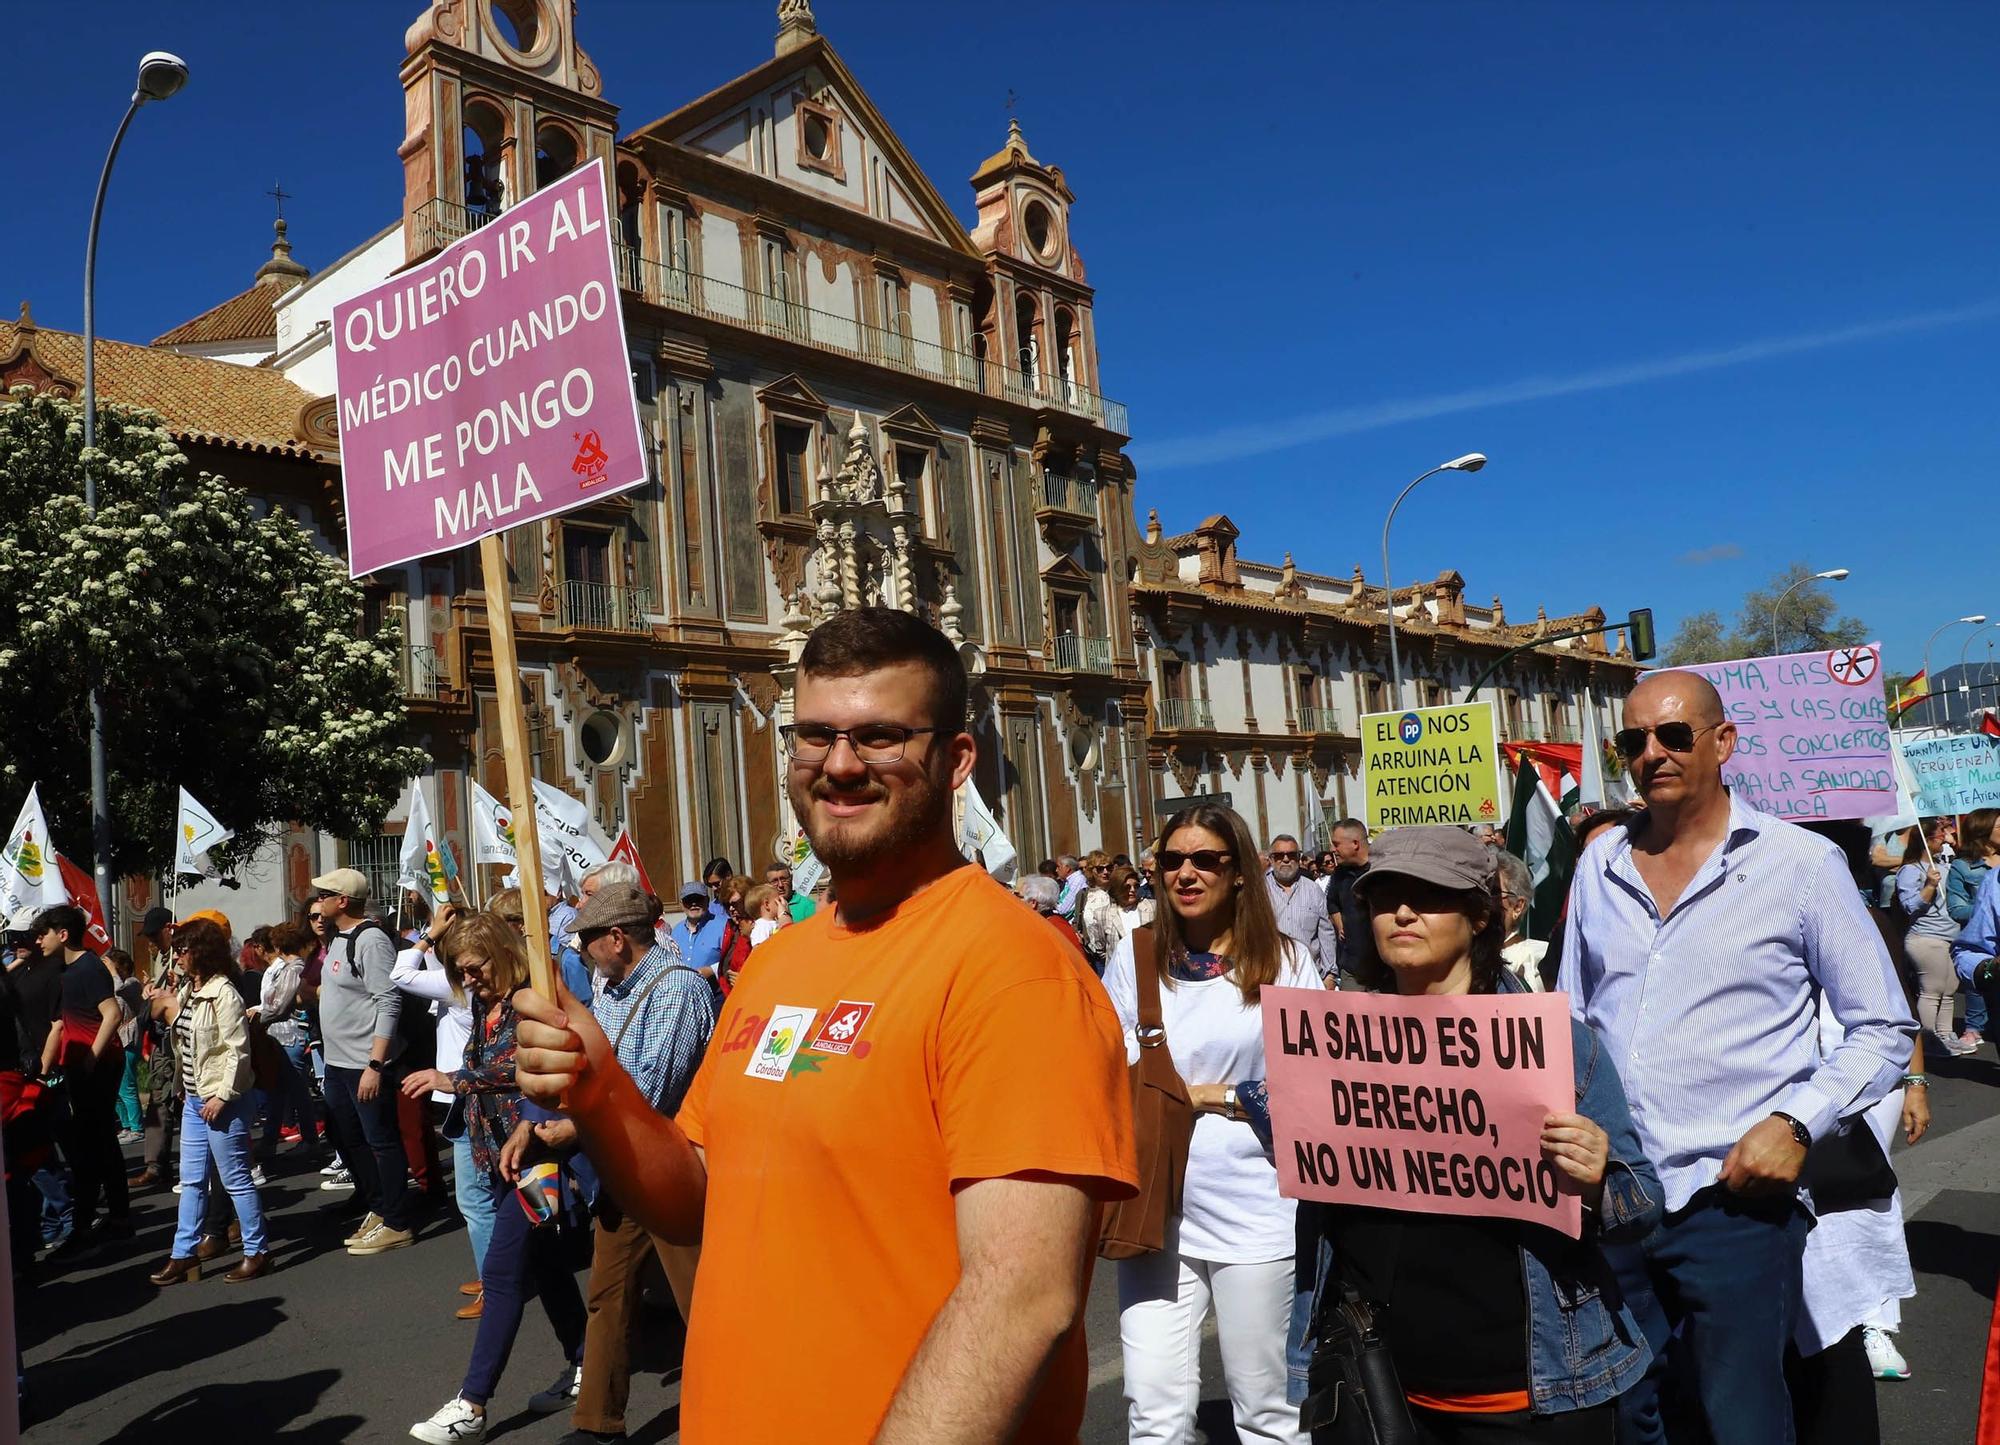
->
<box><xmin>1558</xmin><ymin>670</ymin><xmax>1913</xmax><ymax>1445</ymax></box>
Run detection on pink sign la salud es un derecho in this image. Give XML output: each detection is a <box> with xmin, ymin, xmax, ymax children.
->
<box><xmin>1262</xmin><ymin>986</ymin><xmax>1582</xmax><ymax>1237</ymax></box>
<box><xmin>331</xmin><ymin>156</ymin><xmax>648</xmax><ymax>577</ymax></box>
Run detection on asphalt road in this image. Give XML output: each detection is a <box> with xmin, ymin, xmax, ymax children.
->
<box><xmin>20</xmin><ymin>1062</ymin><xmax>1992</xmax><ymax>1443</ymax></box>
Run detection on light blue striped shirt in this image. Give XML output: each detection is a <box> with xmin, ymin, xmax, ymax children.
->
<box><xmin>1557</xmin><ymin>794</ymin><xmax>1914</xmax><ymax>1214</ymax></box>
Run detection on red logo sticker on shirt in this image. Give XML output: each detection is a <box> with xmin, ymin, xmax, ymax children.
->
<box><xmin>809</xmin><ymin>1001</ymin><xmax>874</xmax><ymax>1056</ymax></box>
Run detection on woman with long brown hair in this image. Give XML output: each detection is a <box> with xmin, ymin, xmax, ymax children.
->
<box><xmin>143</xmin><ymin>917</ymin><xmax>271</xmax><ymax>1285</ymax></box>
<box><xmin>1897</xmin><ymin>817</ymin><xmax>1974</xmax><ymax>1055</ymax></box>
<box><xmin>1105</xmin><ymin>804</ymin><xmax>1321</xmax><ymax>1443</ymax></box>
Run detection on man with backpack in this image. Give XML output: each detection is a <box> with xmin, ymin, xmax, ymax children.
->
<box><xmin>312</xmin><ymin>868</ymin><xmax>413</xmax><ymax>1256</ymax></box>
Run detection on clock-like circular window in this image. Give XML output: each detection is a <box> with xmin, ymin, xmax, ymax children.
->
<box><xmin>579</xmin><ymin>709</ymin><xmax>624</xmax><ymax>768</ymax></box>
<box><xmin>1022</xmin><ymin>198</ymin><xmax>1058</xmax><ymax>263</ymax></box>
<box><xmin>803</xmin><ymin>111</ymin><xmax>835</xmax><ymax>163</ymax></box>
<box><xmin>486</xmin><ymin>0</ymin><xmax>555</xmax><ymax>63</ymax></box>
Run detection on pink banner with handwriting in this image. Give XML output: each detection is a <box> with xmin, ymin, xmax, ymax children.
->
<box><xmin>332</xmin><ymin>157</ymin><xmax>647</xmax><ymax>576</ymax></box>
<box><xmin>1262</xmin><ymin>987</ymin><xmax>1581</xmax><ymax>1236</ymax></box>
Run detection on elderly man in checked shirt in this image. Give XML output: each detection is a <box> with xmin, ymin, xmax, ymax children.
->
<box><xmin>1558</xmin><ymin>670</ymin><xmax>1914</xmax><ymax>1445</ymax></box>
<box><xmin>555</xmin><ymin>881</ymin><xmax>716</xmax><ymax>1441</ymax></box>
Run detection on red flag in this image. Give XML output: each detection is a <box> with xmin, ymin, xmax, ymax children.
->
<box><xmin>608</xmin><ymin>828</ymin><xmax>655</xmax><ymax>899</ymax></box>
<box><xmin>54</xmin><ymin>852</ymin><xmax>115</xmax><ymax>953</ymax></box>
<box><xmin>1981</xmin><ymin>1280</ymin><xmax>2000</xmax><ymax>1443</ymax></box>
<box><xmin>1982</xmin><ymin>710</ymin><xmax>2000</xmax><ymax>739</ymax></box>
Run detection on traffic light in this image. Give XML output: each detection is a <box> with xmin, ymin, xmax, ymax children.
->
<box><xmin>1628</xmin><ymin>608</ymin><xmax>1657</xmax><ymax>662</ymax></box>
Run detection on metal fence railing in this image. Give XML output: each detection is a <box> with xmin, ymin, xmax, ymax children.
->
<box><xmin>1154</xmin><ymin>697</ymin><xmax>1215</xmax><ymax>730</ymax></box>
<box><xmin>1053</xmin><ymin>633</ymin><xmax>1113</xmax><ymax>674</ymax></box>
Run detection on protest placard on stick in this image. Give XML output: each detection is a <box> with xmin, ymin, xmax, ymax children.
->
<box><xmin>1262</xmin><ymin>986</ymin><xmax>1581</xmax><ymax>1237</ymax></box>
<box><xmin>332</xmin><ymin>156</ymin><xmax>648</xmax><ymax>996</ymax></box>
<box><xmin>1360</xmin><ymin>701</ymin><xmax>1502</xmax><ymax>832</ymax></box>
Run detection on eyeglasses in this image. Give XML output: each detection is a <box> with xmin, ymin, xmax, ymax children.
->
<box><xmin>1269</xmin><ymin>849</ymin><xmax>1300</xmax><ymax>860</ymax></box>
<box><xmin>781</xmin><ymin>722</ymin><xmax>941</xmax><ymax>764</ymax></box>
<box><xmin>1612</xmin><ymin>722</ymin><xmax>1722</xmax><ymax>760</ymax></box>
<box><xmin>1158</xmin><ymin>849</ymin><xmax>1233</xmax><ymax>874</ymax></box>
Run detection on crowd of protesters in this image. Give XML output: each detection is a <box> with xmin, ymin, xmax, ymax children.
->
<box><xmin>3</xmin><ymin>608</ymin><xmax>1981</xmax><ymax>1443</ymax></box>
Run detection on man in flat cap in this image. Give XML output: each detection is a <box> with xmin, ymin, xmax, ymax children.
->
<box><xmin>553</xmin><ymin>881</ymin><xmax>715</xmax><ymax>1440</ymax></box>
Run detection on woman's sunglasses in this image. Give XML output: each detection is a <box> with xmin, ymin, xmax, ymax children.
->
<box><xmin>1612</xmin><ymin>722</ymin><xmax>1721</xmax><ymax>761</ymax></box>
<box><xmin>1157</xmin><ymin>849</ymin><xmax>1232</xmax><ymax>874</ymax></box>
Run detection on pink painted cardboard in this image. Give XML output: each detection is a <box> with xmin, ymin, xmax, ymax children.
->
<box><xmin>331</xmin><ymin>156</ymin><xmax>648</xmax><ymax>577</ymax></box>
<box><xmin>1659</xmin><ymin>644</ymin><xmax>1895</xmax><ymax>821</ymax></box>
<box><xmin>1261</xmin><ymin>986</ymin><xmax>1582</xmax><ymax>1237</ymax></box>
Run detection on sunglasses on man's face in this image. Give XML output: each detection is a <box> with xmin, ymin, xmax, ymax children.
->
<box><xmin>1158</xmin><ymin>849</ymin><xmax>1233</xmax><ymax>875</ymax></box>
<box><xmin>1269</xmin><ymin>849</ymin><xmax>1301</xmax><ymax>860</ymax></box>
<box><xmin>1612</xmin><ymin>721</ymin><xmax>1722</xmax><ymax>761</ymax></box>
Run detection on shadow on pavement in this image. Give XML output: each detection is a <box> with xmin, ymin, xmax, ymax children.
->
<box><xmin>27</xmin><ymin>1297</ymin><xmax>290</xmax><ymax>1426</ymax></box>
<box><xmin>1906</xmin><ymin>1211</ymin><xmax>2000</xmax><ymax>1301</ymax></box>
<box><xmin>96</xmin><ymin>1367</ymin><xmax>357</xmax><ymax>1442</ymax></box>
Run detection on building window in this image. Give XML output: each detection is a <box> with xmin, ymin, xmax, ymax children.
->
<box><xmin>1161</xmin><ymin>656</ymin><xmax>1187</xmax><ymax>701</ymax></box>
<box><xmin>1015</xmin><ymin>294</ymin><xmax>1041</xmax><ymax>390</ymax></box>
<box><xmin>1054</xmin><ymin>309</ymin><xmax>1079</xmax><ymax>402</ymax></box>
<box><xmin>797</xmin><ymin>100</ymin><xmax>845</xmax><ymax>179</ymax></box>
<box><xmin>1362</xmin><ymin>675</ymin><xmax>1388</xmax><ymax>716</ymax></box>
<box><xmin>462</xmin><ymin>100</ymin><xmax>508</xmax><ymax>216</ymax></box>
<box><xmin>534</xmin><ymin>123</ymin><xmax>580</xmax><ymax>193</ymax></box>
<box><xmin>1423</xmin><ymin>680</ymin><xmax>1446</xmax><ymax>709</ymax></box>
<box><xmin>760</xmin><ymin>236</ymin><xmax>799</xmax><ymax>332</ymax></box>
<box><xmin>1023</xmin><ymin>198</ymin><xmax>1057</xmax><ymax>261</ymax></box>
<box><xmin>772</xmin><ymin>422</ymin><xmax>811</xmax><ymax>517</ymax></box>
<box><xmin>894</xmin><ymin>446</ymin><xmax>927</xmax><ymax>510</ymax></box>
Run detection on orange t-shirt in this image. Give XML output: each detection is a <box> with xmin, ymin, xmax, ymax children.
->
<box><xmin>676</xmin><ymin>863</ymin><xmax>1137</xmax><ymax>1442</ymax></box>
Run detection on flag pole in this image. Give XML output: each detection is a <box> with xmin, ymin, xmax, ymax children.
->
<box><xmin>478</xmin><ymin>534</ymin><xmax>555</xmax><ymax>998</ymax></box>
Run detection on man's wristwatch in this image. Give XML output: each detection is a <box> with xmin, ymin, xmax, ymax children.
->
<box><xmin>366</xmin><ymin>1059</ymin><xmax>386</xmax><ymax>1073</ymax></box>
<box><xmin>1771</xmin><ymin>1111</ymin><xmax>1811</xmax><ymax>1148</ymax></box>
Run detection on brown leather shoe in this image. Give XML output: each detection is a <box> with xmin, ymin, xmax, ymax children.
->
<box><xmin>127</xmin><ymin>1167</ymin><xmax>162</xmax><ymax>1192</ymax></box>
<box><xmin>192</xmin><ymin>1234</ymin><xmax>229</xmax><ymax>1262</ymax></box>
<box><xmin>455</xmin><ymin>1291</ymin><xmax>484</xmax><ymax>1320</ymax></box>
<box><xmin>459</xmin><ymin>1280</ymin><xmax>483</xmax><ymax>1298</ymax></box>
<box><xmin>227</xmin><ymin>1220</ymin><xmax>241</xmax><ymax>1245</ymax></box>
<box><xmin>223</xmin><ymin>1254</ymin><xmax>272</xmax><ymax>1284</ymax></box>
<box><xmin>149</xmin><ymin>1257</ymin><xmax>201</xmax><ymax>1286</ymax></box>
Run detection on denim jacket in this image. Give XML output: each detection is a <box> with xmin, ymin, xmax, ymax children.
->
<box><xmin>1291</xmin><ymin>972</ymin><xmax>1663</xmax><ymax>1414</ymax></box>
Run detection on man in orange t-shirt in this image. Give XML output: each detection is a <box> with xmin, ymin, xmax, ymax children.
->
<box><xmin>516</xmin><ymin>608</ymin><xmax>1137</xmax><ymax>1442</ymax></box>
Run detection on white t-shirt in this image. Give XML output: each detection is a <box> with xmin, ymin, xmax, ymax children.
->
<box><xmin>749</xmin><ymin>917</ymin><xmax>780</xmax><ymax>947</ymax></box>
<box><xmin>1102</xmin><ymin>934</ymin><xmax>1322</xmax><ymax>1264</ymax></box>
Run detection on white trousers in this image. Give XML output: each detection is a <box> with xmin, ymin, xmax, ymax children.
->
<box><xmin>1117</xmin><ymin>1250</ymin><xmax>1305</xmax><ymax>1445</ymax></box>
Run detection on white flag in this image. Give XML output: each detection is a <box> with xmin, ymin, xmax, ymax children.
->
<box><xmin>174</xmin><ymin>788</ymin><xmax>232</xmax><ymax>876</ymax></box>
<box><xmin>469</xmin><ymin>779</ymin><xmax>517</xmax><ymax>866</ymax></box>
<box><xmin>954</xmin><ymin>779</ymin><xmax>1019</xmax><ymax>883</ymax></box>
<box><xmin>0</xmin><ymin>785</ymin><xmax>67</xmax><ymax>921</ymax></box>
<box><xmin>397</xmin><ymin>780</ymin><xmax>452</xmax><ymax>904</ymax></box>
<box><xmin>532</xmin><ymin>779</ymin><xmax>608</xmax><ymax>895</ymax></box>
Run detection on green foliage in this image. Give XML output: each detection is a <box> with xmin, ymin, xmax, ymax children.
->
<box><xmin>0</xmin><ymin>388</ymin><xmax>426</xmax><ymax>875</ymax></box>
<box><xmin>1662</xmin><ymin>564</ymin><xmax>1871</xmax><ymax>665</ymax></box>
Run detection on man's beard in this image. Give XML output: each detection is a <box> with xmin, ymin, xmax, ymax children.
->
<box><xmin>1273</xmin><ymin>863</ymin><xmax>1299</xmax><ymax>884</ymax></box>
<box><xmin>789</xmin><ymin>761</ymin><xmax>954</xmax><ymax>871</ymax></box>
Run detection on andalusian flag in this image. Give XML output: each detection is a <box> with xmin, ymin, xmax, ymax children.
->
<box><xmin>1891</xmin><ymin>671</ymin><xmax>1930</xmax><ymax>719</ymax></box>
<box><xmin>397</xmin><ymin>779</ymin><xmax>454</xmax><ymax>905</ymax></box>
<box><xmin>1504</xmin><ymin>753</ymin><xmax>1577</xmax><ymax>941</ymax></box>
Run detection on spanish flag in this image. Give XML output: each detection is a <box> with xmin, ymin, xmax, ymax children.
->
<box><xmin>1890</xmin><ymin>670</ymin><xmax>1929</xmax><ymax>718</ymax></box>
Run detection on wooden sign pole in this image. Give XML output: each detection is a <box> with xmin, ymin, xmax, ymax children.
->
<box><xmin>478</xmin><ymin>533</ymin><xmax>556</xmax><ymax>998</ymax></box>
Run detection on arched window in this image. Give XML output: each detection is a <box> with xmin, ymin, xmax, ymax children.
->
<box><xmin>535</xmin><ymin>123</ymin><xmax>580</xmax><ymax>193</ymax></box>
<box><xmin>1015</xmin><ymin>294</ymin><xmax>1041</xmax><ymax>392</ymax></box>
<box><xmin>463</xmin><ymin>99</ymin><xmax>509</xmax><ymax>217</ymax></box>
<box><xmin>614</xmin><ymin>159</ymin><xmax>647</xmax><ymax>293</ymax></box>
<box><xmin>1054</xmin><ymin>308</ymin><xmax>1078</xmax><ymax>402</ymax></box>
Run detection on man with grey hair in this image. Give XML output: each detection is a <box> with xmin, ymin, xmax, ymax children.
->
<box><xmin>1266</xmin><ymin>832</ymin><xmax>1338</xmax><ymax>978</ymax></box>
<box><xmin>1494</xmin><ymin>849</ymin><xmax>1548</xmax><ymax>990</ymax></box>
<box><xmin>1020</xmin><ymin>873</ymin><xmax>1085</xmax><ymax>955</ymax></box>
<box><xmin>1053</xmin><ymin>854</ymin><xmax>1087</xmax><ymax>925</ymax></box>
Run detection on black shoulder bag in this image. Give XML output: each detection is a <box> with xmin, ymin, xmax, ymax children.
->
<box><xmin>1301</xmin><ymin>1285</ymin><xmax>1419</xmax><ymax>1445</ymax></box>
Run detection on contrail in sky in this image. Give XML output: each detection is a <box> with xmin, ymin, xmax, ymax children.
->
<box><xmin>1132</xmin><ymin>298</ymin><xmax>2000</xmax><ymax>472</ymax></box>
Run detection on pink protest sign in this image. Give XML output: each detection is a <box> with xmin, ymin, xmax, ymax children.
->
<box><xmin>1664</xmin><ymin>643</ymin><xmax>1895</xmax><ymax>821</ymax></box>
<box><xmin>1262</xmin><ymin>987</ymin><xmax>1581</xmax><ymax>1237</ymax></box>
<box><xmin>331</xmin><ymin>156</ymin><xmax>648</xmax><ymax>577</ymax></box>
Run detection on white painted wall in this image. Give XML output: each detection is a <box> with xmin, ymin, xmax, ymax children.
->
<box><xmin>271</xmin><ymin>223</ymin><xmax>406</xmax><ymax>396</ymax></box>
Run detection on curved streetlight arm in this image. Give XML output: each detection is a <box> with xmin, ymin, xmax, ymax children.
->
<box><xmin>1381</xmin><ymin>464</ymin><xmax>1451</xmax><ymax>706</ymax></box>
<box><xmin>1770</xmin><ymin>576</ymin><xmax>1812</xmax><ymax>657</ymax></box>
<box><xmin>1922</xmin><ymin>618</ymin><xmax>1984</xmax><ymax>731</ymax></box>
<box><xmin>1960</xmin><ymin>622</ymin><xmax>2000</xmax><ymax>693</ymax></box>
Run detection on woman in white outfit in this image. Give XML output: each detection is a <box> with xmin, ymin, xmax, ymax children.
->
<box><xmin>1104</xmin><ymin>803</ymin><xmax>1320</xmax><ymax>1445</ymax></box>
<box><xmin>1087</xmin><ymin>863</ymin><xmax>1156</xmax><ymax>961</ymax></box>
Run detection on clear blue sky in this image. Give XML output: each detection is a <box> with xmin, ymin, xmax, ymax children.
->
<box><xmin>13</xmin><ymin>1</ymin><xmax>1999</xmax><ymax>673</ymax></box>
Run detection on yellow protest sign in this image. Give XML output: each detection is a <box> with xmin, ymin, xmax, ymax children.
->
<box><xmin>1362</xmin><ymin>701</ymin><xmax>1502</xmax><ymax>831</ymax></box>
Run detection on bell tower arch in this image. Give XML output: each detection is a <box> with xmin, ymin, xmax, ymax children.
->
<box><xmin>399</xmin><ymin>0</ymin><xmax>621</xmax><ymax>263</ymax></box>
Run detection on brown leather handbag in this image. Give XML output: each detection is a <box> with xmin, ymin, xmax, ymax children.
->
<box><xmin>1098</xmin><ymin>927</ymin><xmax>1196</xmax><ymax>1260</ymax></box>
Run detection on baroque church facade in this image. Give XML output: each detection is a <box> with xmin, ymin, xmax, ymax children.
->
<box><xmin>3</xmin><ymin>0</ymin><xmax>1639</xmax><ymax>924</ymax></box>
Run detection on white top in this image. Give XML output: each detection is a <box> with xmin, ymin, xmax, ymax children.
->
<box><xmin>749</xmin><ymin>917</ymin><xmax>780</xmax><ymax>946</ymax></box>
<box><xmin>254</xmin><ymin>955</ymin><xmax>307</xmax><ymax>1046</ymax></box>
<box><xmin>1103</xmin><ymin>934</ymin><xmax>1322</xmax><ymax>1264</ymax></box>
<box><xmin>391</xmin><ymin>944</ymin><xmax>472</xmax><ymax>1104</ymax></box>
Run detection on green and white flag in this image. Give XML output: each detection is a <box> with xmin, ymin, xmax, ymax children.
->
<box><xmin>1504</xmin><ymin>753</ymin><xmax>1577</xmax><ymax>941</ymax></box>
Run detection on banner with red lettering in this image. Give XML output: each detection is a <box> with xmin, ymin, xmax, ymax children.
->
<box><xmin>607</xmin><ymin>828</ymin><xmax>655</xmax><ymax>899</ymax></box>
<box><xmin>1262</xmin><ymin>987</ymin><xmax>1581</xmax><ymax>1236</ymax></box>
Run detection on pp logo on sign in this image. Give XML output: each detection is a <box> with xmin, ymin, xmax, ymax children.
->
<box><xmin>810</xmin><ymin>1001</ymin><xmax>875</xmax><ymax>1056</ymax></box>
<box><xmin>1398</xmin><ymin>713</ymin><xmax>1424</xmax><ymax>745</ymax></box>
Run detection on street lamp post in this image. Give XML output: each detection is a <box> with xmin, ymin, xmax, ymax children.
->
<box><xmin>1960</xmin><ymin>621</ymin><xmax>2000</xmax><ymax>704</ymax></box>
<box><xmin>83</xmin><ymin>50</ymin><xmax>188</xmax><ymax>915</ymax></box>
<box><xmin>1923</xmin><ymin>614</ymin><xmax>1987</xmax><ymax>731</ymax></box>
<box><xmin>1382</xmin><ymin>453</ymin><xmax>1486</xmax><ymax>706</ymax></box>
<box><xmin>1769</xmin><ymin>567</ymin><xmax>1850</xmax><ymax>655</ymax></box>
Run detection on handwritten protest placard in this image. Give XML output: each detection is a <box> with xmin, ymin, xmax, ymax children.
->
<box><xmin>1262</xmin><ymin>987</ymin><xmax>1581</xmax><ymax>1236</ymax></box>
<box><xmin>332</xmin><ymin>156</ymin><xmax>648</xmax><ymax>576</ymax></box>
<box><xmin>1898</xmin><ymin>733</ymin><xmax>2000</xmax><ymax>815</ymax></box>
<box><xmin>1361</xmin><ymin>701</ymin><xmax>1502</xmax><ymax>831</ymax></box>
<box><xmin>1668</xmin><ymin>644</ymin><xmax>1897</xmax><ymax>821</ymax></box>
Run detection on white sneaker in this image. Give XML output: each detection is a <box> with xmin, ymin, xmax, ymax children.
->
<box><xmin>171</xmin><ymin>1182</ymin><xmax>185</xmax><ymax>1195</ymax></box>
<box><xmin>1933</xmin><ymin>1028</ymin><xmax>1979</xmax><ymax>1057</ymax></box>
<box><xmin>319</xmin><ymin>1168</ymin><xmax>354</xmax><ymax>1192</ymax></box>
<box><xmin>342</xmin><ymin>1212</ymin><xmax>383</xmax><ymax>1248</ymax></box>
<box><xmin>319</xmin><ymin>1159</ymin><xmax>345</xmax><ymax>1177</ymax></box>
<box><xmin>409</xmin><ymin>1396</ymin><xmax>486</xmax><ymax>1442</ymax></box>
<box><xmin>1862</xmin><ymin>1325</ymin><xmax>1909</xmax><ymax>1380</ymax></box>
<box><xmin>250</xmin><ymin>1165</ymin><xmax>267</xmax><ymax>1187</ymax></box>
<box><xmin>527</xmin><ymin>1363</ymin><xmax>581</xmax><ymax>1414</ymax></box>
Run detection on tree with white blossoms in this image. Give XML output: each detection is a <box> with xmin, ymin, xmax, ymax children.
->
<box><xmin>0</xmin><ymin>388</ymin><xmax>426</xmax><ymax>876</ymax></box>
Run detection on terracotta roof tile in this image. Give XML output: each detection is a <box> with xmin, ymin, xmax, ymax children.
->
<box><xmin>0</xmin><ymin>316</ymin><xmax>328</xmax><ymax>461</ymax></box>
<box><xmin>152</xmin><ymin>282</ymin><xmax>283</xmax><ymax>347</ymax></box>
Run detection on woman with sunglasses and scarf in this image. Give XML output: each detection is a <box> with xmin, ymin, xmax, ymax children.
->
<box><xmin>1302</xmin><ymin>827</ymin><xmax>1659</xmax><ymax>1443</ymax></box>
<box><xmin>1105</xmin><ymin>804</ymin><xmax>1322</xmax><ymax>1444</ymax></box>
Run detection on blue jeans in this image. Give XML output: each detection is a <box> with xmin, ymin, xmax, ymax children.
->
<box><xmin>452</xmin><ymin>1132</ymin><xmax>500</xmax><ymax>1277</ymax></box>
<box><xmin>260</xmin><ymin>1041</ymin><xmax>318</xmax><ymax>1155</ymax></box>
<box><xmin>173</xmin><ymin>1095</ymin><xmax>268</xmax><ymax>1258</ymax></box>
<box><xmin>31</xmin><ymin>1166</ymin><xmax>72</xmax><ymax>1245</ymax></box>
<box><xmin>1967</xmin><ymin>987</ymin><xmax>1988</xmax><ymax>1035</ymax></box>
<box><xmin>461</xmin><ymin>1173</ymin><xmax>586</xmax><ymax>1406</ymax></box>
<box><xmin>1609</xmin><ymin>1185</ymin><xmax>1808</xmax><ymax>1445</ymax></box>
